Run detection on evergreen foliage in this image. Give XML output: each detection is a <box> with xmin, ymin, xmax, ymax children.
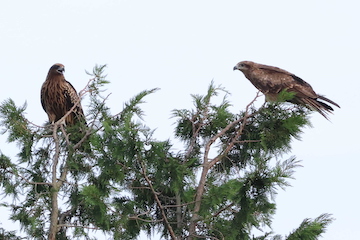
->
<box><xmin>0</xmin><ymin>227</ymin><xmax>23</xmax><ymax>240</ymax></box>
<box><xmin>0</xmin><ymin>66</ymin><xmax>333</xmax><ymax>239</ymax></box>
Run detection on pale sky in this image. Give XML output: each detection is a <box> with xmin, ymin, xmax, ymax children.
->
<box><xmin>0</xmin><ymin>1</ymin><xmax>359</xmax><ymax>239</ymax></box>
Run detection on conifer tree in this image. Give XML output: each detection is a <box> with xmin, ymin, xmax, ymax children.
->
<box><xmin>0</xmin><ymin>66</ymin><xmax>333</xmax><ymax>239</ymax></box>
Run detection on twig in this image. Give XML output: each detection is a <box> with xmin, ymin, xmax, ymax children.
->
<box><xmin>234</xmin><ymin>140</ymin><xmax>261</xmax><ymax>144</ymax></box>
<box><xmin>60</xmin><ymin>124</ymin><xmax>71</xmax><ymax>146</ymax></box>
<box><xmin>162</xmin><ymin>200</ymin><xmax>196</xmax><ymax>209</ymax></box>
<box><xmin>56</xmin><ymin>224</ymin><xmax>100</xmax><ymax>230</ymax></box>
<box><xmin>212</xmin><ymin>203</ymin><xmax>235</xmax><ymax>218</ymax></box>
<box><xmin>5</xmin><ymin>169</ymin><xmax>52</xmax><ymax>186</ymax></box>
<box><xmin>129</xmin><ymin>216</ymin><xmax>164</xmax><ymax>223</ymax></box>
<box><xmin>188</xmin><ymin>92</ymin><xmax>261</xmax><ymax>239</ymax></box>
<box><xmin>184</xmin><ymin>116</ymin><xmax>204</xmax><ymax>159</ymax></box>
<box><xmin>140</xmin><ymin>161</ymin><xmax>177</xmax><ymax>240</ymax></box>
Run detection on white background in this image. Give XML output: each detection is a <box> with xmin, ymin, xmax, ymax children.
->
<box><xmin>0</xmin><ymin>1</ymin><xmax>358</xmax><ymax>239</ymax></box>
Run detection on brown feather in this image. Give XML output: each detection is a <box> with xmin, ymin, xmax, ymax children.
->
<box><xmin>41</xmin><ymin>63</ymin><xmax>86</xmax><ymax>126</ymax></box>
<box><xmin>41</xmin><ymin>64</ymin><xmax>90</xmax><ymax>152</ymax></box>
<box><xmin>233</xmin><ymin>61</ymin><xmax>340</xmax><ymax>119</ymax></box>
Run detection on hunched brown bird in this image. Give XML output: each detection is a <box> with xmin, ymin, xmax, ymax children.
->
<box><xmin>233</xmin><ymin>61</ymin><xmax>340</xmax><ymax>119</ymax></box>
<box><xmin>41</xmin><ymin>63</ymin><xmax>86</xmax><ymax>126</ymax></box>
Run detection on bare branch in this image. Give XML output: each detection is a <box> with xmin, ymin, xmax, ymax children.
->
<box><xmin>188</xmin><ymin>92</ymin><xmax>261</xmax><ymax>239</ymax></box>
<box><xmin>162</xmin><ymin>200</ymin><xmax>196</xmax><ymax>209</ymax></box>
<box><xmin>209</xmin><ymin>91</ymin><xmax>261</xmax><ymax>168</ymax></box>
<box><xmin>234</xmin><ymin>140</ymin><xmax>261</xmax><ymax>144</ymax></box>
<box><xmin>60</xmin><ymin>124</ymin><xmax>71</xmax><ymax>146</ymax></box>
<box><xmin>128</xmin><ymin>216</ymin><xmax>164</xmax><ymax>223</ymax></box>
<box><xmin>5</xmin><ymin>169</ymin><xmax>52</xmax><ymax>186</ymax></box>
<box><xmin>56</xmin><ymin>224</ymin><xmax>100</xmax><ymax>230</ymax></box>
<box><xmin>212</xmin><ymin>203</ymin><xmax>235</xmax><ymax>218</ymax></box>
<box><xmin>49</xmin><ymin>122</ymin><xmax>61</xmax><ymax>240</ymax></box>
<box><xmin>184</xmin><ymin>116</ymin><xmax>204</xmax><ymax>159</ymax></box>
<box><xmin>140</xmin><ymin>161</ymin><xmax>177</xmax><ymax>240</ymax></box>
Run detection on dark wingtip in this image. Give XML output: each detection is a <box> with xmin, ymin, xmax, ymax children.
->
<box><xmin>317</xmin><ymin>95</ymin><xmax>340</xmax><ymax>108</ymax></box>
<box><xmin>317</xmin><ymin>101</ymin><xmax>334</xmax><ymax>111</ymax></box>
<box><xmin>300</xmin><ymin>98</ymin><xmax>334</xmax><ymax>120</ymax></box>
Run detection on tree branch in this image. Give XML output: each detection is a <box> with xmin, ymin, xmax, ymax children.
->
<box><xmin>212</xmin><ymin>202</ymin><xmax>235</xmax><ymax>218</ymax></box>
<box><xmin>48</xmin><ymin>122</ymin><xmax>61</xmax><ymax>240</ymax></box>
<box><xmin>188</xmin><ymin>92</ymin><xmax>261</xmax><ymax>239</ymax></box>
<box><xmin>140</xmin><ymin>161</ymin><xmax>177</xmax><ymax>240</ymax></box>
<box><xmin>5</xmin><ymin>169</ymin><xmax>52</xmax><ymax>186</ymax></box>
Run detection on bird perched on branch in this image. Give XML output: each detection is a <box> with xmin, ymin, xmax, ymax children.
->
<box><xmin>233</xmin><ymin>61</ymin><xmax>340</xmax><ymax>119</ymax></box>
<box><xmin>41</xmin><ymin>64</ymin><xmax>89</xmax><ymax>150</ymax></box>
<box><xmin>41</xmin><ymin>63</ymin><xmax>86</xmax><ymax>126</ymax></box>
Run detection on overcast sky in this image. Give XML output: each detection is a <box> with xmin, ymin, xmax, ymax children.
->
<box><xmin>0</xmin><ymin>1</ymin><xmax>359</xmax><ymax>239</ymax></box>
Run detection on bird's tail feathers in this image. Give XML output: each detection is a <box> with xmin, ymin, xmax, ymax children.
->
<box><xmin>301</xmin><ymin>98</ymin><xmax>333</xmax><ymax>120</ymax></box>
<box><xmin>317</xmin><ymin>95</ymin><xmax>340</xmax><ymax>108</ymax></box>
<box><xmin>317</xmin><ymin>101</ymin><xmax>334</xmax><ymax>111</ymax></box>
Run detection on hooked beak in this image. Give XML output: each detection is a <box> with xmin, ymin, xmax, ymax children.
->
<box><xmin>233</xmin><ymin>66</ymin><xmax>238</xmax><ymax>71</ymax></box>
<box><xmin>57</xmin><ymin>67</ymin><xmax>65</xmax><ymax>74</ymax></box>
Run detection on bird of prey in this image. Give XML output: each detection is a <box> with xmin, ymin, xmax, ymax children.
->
<box><xmin>233</xmin><ymin>61</ymin><xmax>340</xmax><ymax>119</ymax></box>
<box><xmin>41</xmin><ymin>63</ymin><xmax>86</xmax><ymax>126</ymax></box>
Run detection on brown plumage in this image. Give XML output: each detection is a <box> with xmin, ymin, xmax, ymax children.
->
<box><xmin>41</xmin><ymin>63</ymin><xmax>86</xmax><ymax>126</ymax></box>
<box><xmin>233</xmin><ymin>61</ymin><xmax>340</xmax><ymax>119</ymax></box>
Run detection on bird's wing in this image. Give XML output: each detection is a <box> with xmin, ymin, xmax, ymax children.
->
<box><xmin>254</xmin><ymin>65</ymin><xmax>318</xmax><ymax>98</ymax></box>
<box><xmin>40</xmin><ymin>82</ymin><xmax>48</xmax><ymax>112</ymax></box>
<box><xmin>63</xmin><ymin>80</ymin><xmax>86</xmax><ymax>123</ymax></box>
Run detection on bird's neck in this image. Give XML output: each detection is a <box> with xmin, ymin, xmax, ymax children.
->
<box><xmin>241</xmin><ymin>70</ymin><xmax>253</xmax><ymax>80</ymax></box>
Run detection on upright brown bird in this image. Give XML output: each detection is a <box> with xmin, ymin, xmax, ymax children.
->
<box><xmin>233</xmin><ymin>61</ymin><xmax>340</xmax><ymax>119</ymax></box>
<box><xmin>41</xmin><ymin>63</ymin><xmax>87</xmax><ymax>126</ymax></box>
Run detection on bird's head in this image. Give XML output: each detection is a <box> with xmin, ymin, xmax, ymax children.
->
<box><xmin>233</xmin><ymin>61</ymin><xmax>252</xmax><ymax>72</ymax></box>
<box><xmin>50</xmin><ymin>63</ymin><xmax>65</xmax><ymax>75</ymax></box>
